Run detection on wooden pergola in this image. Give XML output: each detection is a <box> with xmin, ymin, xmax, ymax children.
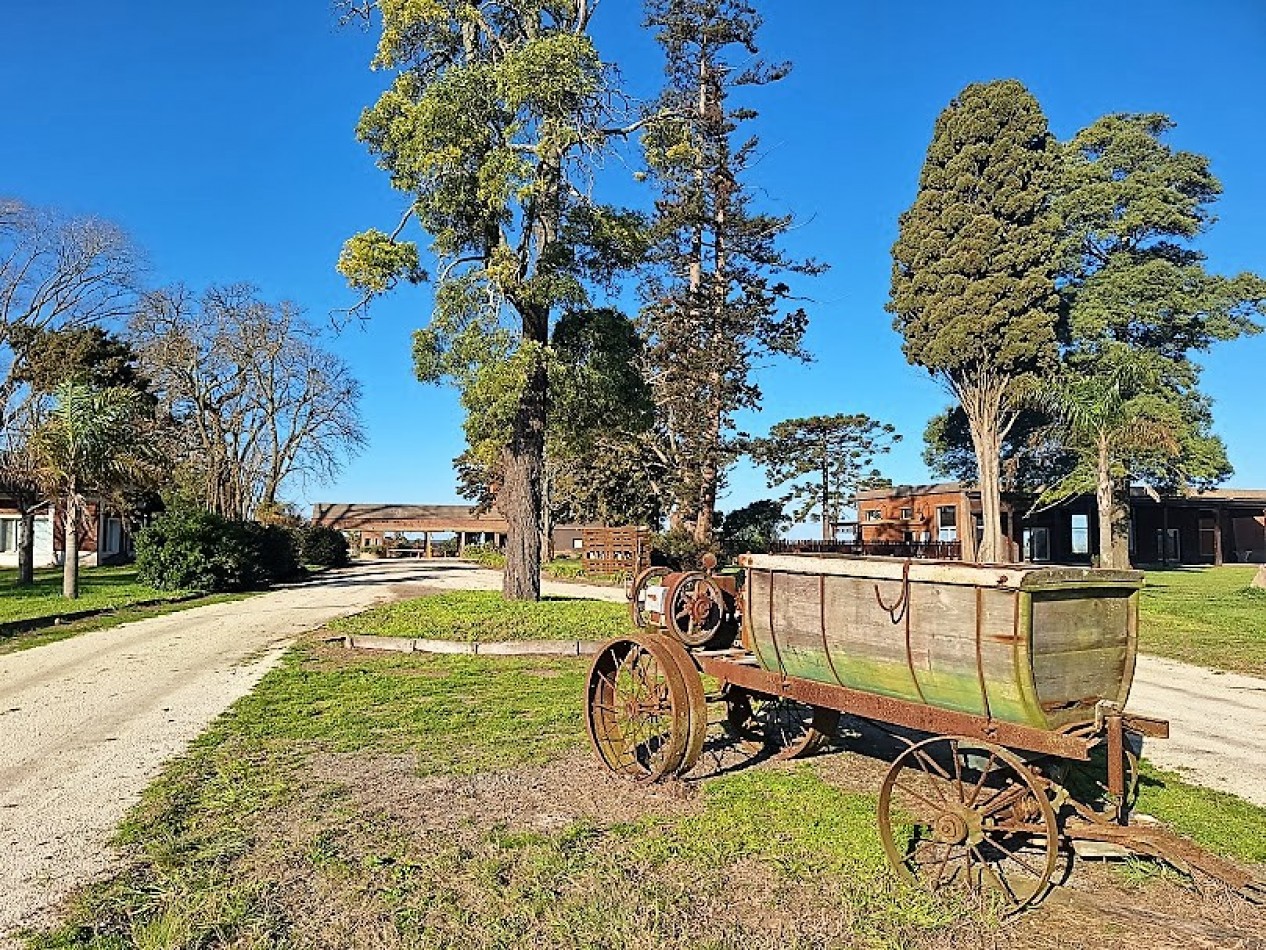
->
<box><xmin>311</xmin><ymin>504</ymin><xmax>509</xmax><ymax>557</ymax></box>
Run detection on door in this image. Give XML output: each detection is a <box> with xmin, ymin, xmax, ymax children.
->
<box><xmin>1155</xmin><ymin>528</ymin><xmax>1180</xmax><ymax>563</ymax></box>
<box><xmin>1023</xmin><ymin>527</ymin><xmax>1051</xmax><ymax>562</ymax></box>
<box><xmin>34</xmin><ymin>514</ymin><xmax>54</xmax><ymax>566</ymax></box>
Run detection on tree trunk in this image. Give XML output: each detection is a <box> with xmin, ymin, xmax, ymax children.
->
<box><xmin>821</xmin><ymin>456</ymin><xmax>832</xmax><ymax>541</ymax></box>
<box><xmin>62</xmin><ymin>495</ymin><xmax>80</xmax><ymax>599</ymax></box>
<box><xmin>1110</xmin><ymin>479</ymin><xmax>1132</xmax><ymax>569</ymax></box>
<box><xmin>963</xmin><ymin>394</ymin><xmax>1004</xmax><ymax>563</ymax></box>
<box><xmin>498</xmin><ymin>357</ymin><xmax>546</xmax><ymax>601</ymax></box>
<box><xmin>1095</xmin><ymin>438</ymin><xmax>1114</xmax><ymax>568</ymax></box>
<box><xmin>16</xmin><ymin>509</ymin><xmax>35</xmax><ymax>586</ymax></box>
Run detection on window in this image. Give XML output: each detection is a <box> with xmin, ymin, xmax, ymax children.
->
<box><xmin>1198</xmin><ymin>515</ymin><xmax>1216</xmax><ymax>559</ymax></box>
<box><xmin>572</xmin><ymin>538</ymin><xmax>584</xmax><ymax>550</ymax></box>
<box><xmin>1023</xmin><ymin>527</ymin><xmax>1050</xmax><ymax>562</ymax></box>
<box><xmin>1156</xmin><ymin>528</ymin><xmax>1180</xmax><ymax>562</ymax></box>
<box><xmin>936</xmin><ymin>505</ymin><xmax>957</xmax><ymax>542</ymax></box>
<box><xmin>899</xmin><ymin>507</ymin><xmax>913</xmax><ymax>520</ymax></box>
<box><xmin>102</xmin><ymin>517</ymin><xmax>123</xmax><ymax>555</ymax></box>
<box><xmin>0</xmin><ymin>517</ymin><xmax>17</xmax><ymax>553</ymax></box>
<box><xmin>865</xmin><ymin>509</ymin><xmax>883</xmax><ymax>522</ymax></box>
<box><xmin>1071</xmin><ymin>514</ymin><xmax>1090</xmax><ymax>556</ymax></box>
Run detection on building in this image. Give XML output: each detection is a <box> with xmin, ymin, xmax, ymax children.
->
<box><xmin>853</xmin><ymin>482</ymin><xmax>1266</xmax><ymax>565</ymax></box>
<box><xmin>0</xmin><ymin>497</ymin><xmax>134</xmax><ymax>568</ymax></box>
<box><xmin>310</xmin><ymin>503</ymin><xmax>598</xmax><ymax>557</ymax></box>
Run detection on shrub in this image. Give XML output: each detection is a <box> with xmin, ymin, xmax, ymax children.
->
<box><xmin>651</xmin><ymin>528</ymin><xmax>722</xmax><ymax>571</ymax></box>
<box><xmin>463</xmin><ymin>544</ymin><xmax>506</xmax><ymax>569</ymax></box>
<box><xmin>136</xmin><ymin>505</ymin><xmax>303</xmax><ymax>592</ymax></box>
<box><xmin>301</xmin><ymin>525</ymin><xmax>350</xmax><ymax>567</ymax></box>
<box><xmin>545</xmin><ymin>558</ymin><xmax>585</xmax><ymax>580</ymax></box>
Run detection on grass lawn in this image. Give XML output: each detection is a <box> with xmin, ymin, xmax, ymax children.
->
<box><xmin>1139</xmin><ymin>565</ymin><xmax>1266</xmax><ymax>677</ymax></box>
<box><xmin>328</xmin><ymin>589</ymin><xmax>633</xmax><ymax>643</ymax></box>
<box><xmin>0</xmin><ymin>565</ymin><xmax>189</xmax><ymax>626</ymax></box>
<box><xmin>27</xmin><ymin>626</ymin><xmax>1266</xmax><ymax>948</ymax></box>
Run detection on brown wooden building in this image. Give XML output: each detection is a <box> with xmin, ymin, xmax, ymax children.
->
<box><xmin>0</xmin><ymin>495</ymin><xmax>133</xmax><ymax>568</ymax></box>
<box><xmin>854</xmin><ymin>483</ymin><xmax>1266</xmax><ymax>566</ymax></box>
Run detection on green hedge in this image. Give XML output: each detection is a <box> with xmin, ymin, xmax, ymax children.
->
<box><xmin>136</xmin><ymin>507</ymin><xmax>303</xmax><ymax>592</ymax></box>
<box><xmin>300</xmin><ymin>525</ymin><xmax>350</xmax><ymax>567</ymax></box>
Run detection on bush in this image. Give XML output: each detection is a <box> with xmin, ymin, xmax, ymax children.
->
<box><xmin>136</xmin><ymin>506</ymin><xmax>304</xmax><ymax>592</ymax></box>
<box><xmin>545</xmin><ymin>558</ymin><xmax>585</xmax><ymax>580</ymax></box>
<box><xmin>651</xmin><ymin>528</ymin><xmax>722</xmax><ymax>571</ymax></box>
<box><xmin>463</xmin><ymin>544</ymin><xmax>506</xmax><ymax>569</ymax></box>
<box><xmin>300</xmin><ymin>525</ymin><xmax>350</xmax><ymax>567</ymax></box>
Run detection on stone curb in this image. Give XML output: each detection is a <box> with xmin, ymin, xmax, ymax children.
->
<box><xmin>340</xmin><ymin>634</ymin><xmax>599</xmax><ymax>658</ymax></box>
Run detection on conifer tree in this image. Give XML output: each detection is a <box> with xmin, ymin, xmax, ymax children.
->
<box><xmin>641</xmin><ymin>0</ymin><xmax>822</xmax><ymax>544</ymax></box>
<box><xmin>889</xmin><ymin>80</ymin><xmax>1061</xmax><ymax>563</ymax></box>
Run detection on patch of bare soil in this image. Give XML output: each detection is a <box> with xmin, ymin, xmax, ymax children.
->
<box><xmin>242</xmin><ymin>716</ymin><xmax>1262</xmax><ymax>949</ymax></box>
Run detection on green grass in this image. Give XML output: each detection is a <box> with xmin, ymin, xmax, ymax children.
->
<box><xmin>329</xmin><ymin>589</ymin><xmax>633</xmax><ymax>643</ymax></box>
<box><xmin>27</xmin><ymin>633</ymin><xmax>1266</xmax><ymax>949</ymax></box>
<box><xmin>25</xmin><ymin>644</ymin><xmax>968</xmax><ymax>950</ymax></box>
<box><xmin>1139</xmin><ymin>566</ymin><xmax>1266</xmax><ymax>676</ymax></box>
<box><xmin>0</xmin><ymin>565</ymin><xmax>188</xmax><ymax>627</ymax></box>
<box><xmin>0</xmin><ymin>592</ymin><xmax>254</xmax><ymax>655</ymax></box>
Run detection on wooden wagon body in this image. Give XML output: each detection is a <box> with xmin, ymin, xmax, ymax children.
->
<box><xmin>741</xmin><ymin>553</ymin><xmax>1141</xmax><ymax>731</ymax></box>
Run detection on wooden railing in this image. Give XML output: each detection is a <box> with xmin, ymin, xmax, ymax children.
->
<box><xmin>769</xmin><ymin>540</ymin><xmax>963</xmax><ymax>560</ymax></box>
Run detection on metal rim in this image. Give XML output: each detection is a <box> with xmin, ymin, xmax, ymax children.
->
<box><xmin>627</xmin><ymin>567</ymin><xmax>671</xmax><ymax>628</ymax></box>
<box><xmin>585</xmin><ymin>635</ymin><xmax>692</xmax><ymax>782</ymax></box>
<box><xmin>667</xmin><ymin>571</ymin><xmax>726</xmax><ymax>647</ymax></box>
<box><xmin>645</xmin><ymin>633</ymin><xmax>708</xmax><ymax>776</ymax></box>
<box><xmin>723</xmin><ymin>686</ymin><xmax>839</xmax><ymax>760</ymax></box>
<box><xmin>877</xmin><ymin>736</ymin><xmax>1060</xmax><ymax>912</ymax></box>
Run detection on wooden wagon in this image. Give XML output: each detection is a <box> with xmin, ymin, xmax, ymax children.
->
<box><xmin>586</xmin><ymin>553</ymin><xmax>1264</xmax><ymax>911</ymax></box>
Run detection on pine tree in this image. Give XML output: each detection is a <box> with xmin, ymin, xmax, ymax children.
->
<box><xmin>641</xmin><ymin>0</ymin><xmax>823</xmax><ymax>544</ymax></box>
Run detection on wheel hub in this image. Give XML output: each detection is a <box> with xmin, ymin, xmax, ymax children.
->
<box><xmin>688</xmin><ymin>594</ymin><xmax>714</xmax><ymax>624</ymax></box>
<box><xmin>933</xmin><ymin>811</ymin><xmax>970</xmax><ymax>845</ymax></box>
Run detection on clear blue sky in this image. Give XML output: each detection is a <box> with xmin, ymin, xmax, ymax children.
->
<box><xmin>4</xmin><ymin>2</ymin><xmax>1264</xmax><ymax>522</ymax></box>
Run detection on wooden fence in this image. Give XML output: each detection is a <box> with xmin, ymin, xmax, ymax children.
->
<box><xmin>581</xmin><ymin>526</ymin><xmax>651</xmax><ymax>576</ymax></box>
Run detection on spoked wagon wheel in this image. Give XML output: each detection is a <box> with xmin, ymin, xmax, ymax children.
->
<box><xmin>878</xmin><ymin>736</ymin><xmax>1059</xmax><ymax>913</ymax></box>
<box><xmin>667</xmin><ymin>571</ymin><xmax>727</xmax><ymax>647</ymax></box>
<box><xmin>627</xmin><ymin>567</ymin><xmax>670</xmax><ymax>628</ymax></box>
<box><xmin>586</xmin><ymin>636</ymin><xmax>697</xmax><ymax>782</ymax></box>
<box><xmin>723</xmin><ymin>686</ymin><xmax>839</xmax><ymax>759</ymax></box>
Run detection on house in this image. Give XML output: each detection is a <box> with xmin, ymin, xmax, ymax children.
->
<box><xmin>0</xmin><ymin>496</ymin><xmax>133</xmax><ymax>568</ymax></box>
<box><xmin>853</xmin><ymin>482</ymin><xmax>1266</xmax><ymax>565</ymax></box>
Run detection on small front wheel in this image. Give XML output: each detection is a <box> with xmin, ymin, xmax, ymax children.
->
<box><xmin>586</xmin><ymin>635</ymin><xmax>695</xmax><ymax>782</ymax></box>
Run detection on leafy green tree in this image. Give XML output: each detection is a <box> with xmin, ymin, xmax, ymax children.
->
<box><xmin>748</xmin><ymin>414</ymin><xmax>900</xmax><ymax>541</ymax></box>
<box><xmin>30</xmin><ymin>383</ymin><xmax>155</xmax><ymax>598</ymax></box>
<box><xmin>339</xmin><ymin>2</ymin><xmax>642</xmax><ymax>600</ymax></box>
<box><xmin>719</xmin><ymin>498</ymin><xmax>789</xmax><ymax>556</ymax></box>
<box><xmin>1054</xmin><ymin>113</ymin><xmax>1265</xmax><ymax>566</ymax></box>
<box><xmin>889</xmin><ymin>80</ymin><xmax>1061</xmax><ymax>562</ymax></box>
<box><xmin>640</xmin><ymin>0</ymin><xmax>822</xmax><ymax>544</ymax></box>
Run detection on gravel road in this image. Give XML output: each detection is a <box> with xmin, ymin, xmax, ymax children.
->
<box><xmin>1127</xmin><ymin>655</ymin><xmax>1266</xmax><ymax>807</ymax></box>
<box><xmin>2</xmin><ymin>558</ymin><xmax>1262</xmax><ymax>940</ymax></box>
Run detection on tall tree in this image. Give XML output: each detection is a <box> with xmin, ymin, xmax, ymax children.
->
<box><xmin>749</xmin><ymin>413</ymin><xmax>900</xmax><ymax>541</ymax></box>
<box><xmin>1053</xmin><ymin>113</ymin><xmax>1265</xmax><ymax>566</ymax></box>
<box><xmin>131</xmin><ymin>285</ymin><xmax>364</xmax><ymax>519</ymax></box>
<box><xmin>719</xmin><ymin>498</ymin><xmax>789</xmax><ymax>556</ymax></box>
<box><xmin>0</xmin><ymin>199</ymin><xmax>141</xmax><ymax>434</ymax></box>
<box><xmin>338</xmin><ymin>1</ymin><xmax>641</xmax><ymax>600</ymax></box>
<box><xmin>641</xmin><ymin>0</ymin><xmax>821</xmax><ymax>544</ymax></box>
<box><xmin>29</xmin><ymin>383</ymin><xmax>154</xmax><ymax>599</ymax></box>
<box><xmin>888</xmin><ymin>80</ymin><xmax>1061</xmax><ymax>563</ymax></box>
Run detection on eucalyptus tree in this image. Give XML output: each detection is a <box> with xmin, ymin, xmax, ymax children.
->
<box><xmin>1054</xmin><ymin>113</ymin><xmax>1265</xmax><ymax>565</ymax></box>
<box><xmin>889</xmin><ymin>80</ymin><xmax>1062</xmax><ymax>563</ymax></box>
<box><xmin>338</xmin><ymin>1</ymin><xmax>644</xmax><ymax>599</ymax></box>
<box><xmin>749</xmin><ymin>414</ymin><xmax>900</xmax><ymax>541</ymax></box>
<box><xmin>30</xmin><ymin>383</ymin><xmax>155</xmax><ymax>599</ymax></box>
<box><xmin>640</xmin><ymin>0</ymin><xmax>822</xmax><ymax>544</ymax></box>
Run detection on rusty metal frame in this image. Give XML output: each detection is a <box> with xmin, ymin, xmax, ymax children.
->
<box><xmin>693</xmin><ymin>653</ymin><xmax>1095</xmax><ymax>761</ymax></box>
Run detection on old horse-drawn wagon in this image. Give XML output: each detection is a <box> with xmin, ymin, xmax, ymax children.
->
<box><xmin>586</xmin><ymin>553</ymin><xmax>1263</xmax><ymax>910</ymax></box>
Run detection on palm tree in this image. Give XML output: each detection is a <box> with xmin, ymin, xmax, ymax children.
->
<box><xmin>30</xmin><ymin>382</ymin><xmax>152</xmax><ymax>598</ymax></box>
<box><xmin>1037</xmin><ymin>360</ymin><xmax>1177</xmax><ymax>569</ymax></box>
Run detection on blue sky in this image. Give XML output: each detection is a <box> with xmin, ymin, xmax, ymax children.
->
<box><xmin>4</xmin><ymin>2</ymin><xmax>1264</xmax><ymax>525</ymax></box>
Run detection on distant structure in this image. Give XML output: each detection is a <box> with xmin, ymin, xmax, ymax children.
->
<box><xmin>311</xmin><ymin>503</ymin><xmax>591</xmax><ymax>558</ymax></box>
<box><xmin>852</xmin><ymin>483</ymin><xmax>1266</xmax><ymax>565</ymax></box>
